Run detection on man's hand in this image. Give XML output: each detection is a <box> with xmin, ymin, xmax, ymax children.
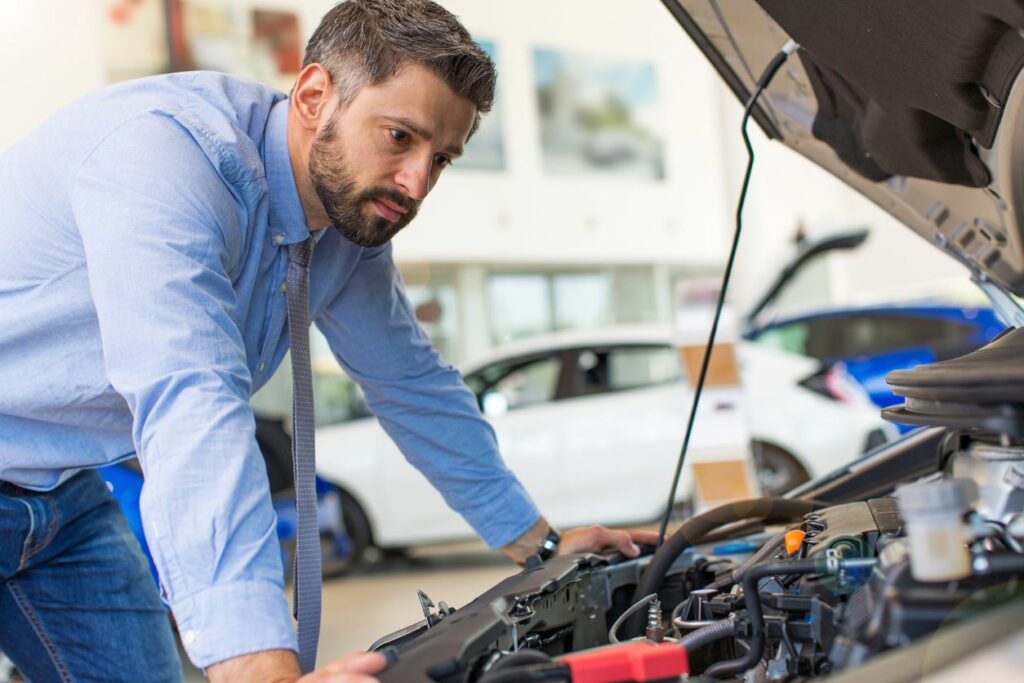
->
<box><xmin>556</xmin><ymin>525</ymin><xmax>660</xmax><ymax>559</ymax></box>
<box><xmin>300</xmin><ymin>652</ymin><xmax>387</xmax><ymax>683</ymax></box>
<box><xmin>207</xmin><ymin>649</ymin><xmax>386</xmax><ymax>683</ymax></box>
<box><xmin>502</xmin><ymin>517</ymin><xmax>660</xmax><ymax>565</ymax></box>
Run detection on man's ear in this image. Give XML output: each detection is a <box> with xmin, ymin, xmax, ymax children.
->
<box><xmin>291</xmin><ymin>63</ymin><xmax>334</xmax><ymax>132</ymax></box>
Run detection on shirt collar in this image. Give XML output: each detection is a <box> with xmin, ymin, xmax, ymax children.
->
<box><xmin>264</xmin><ymin>98</ymin><xmax>313</xmax><ymax>246</ymax></box>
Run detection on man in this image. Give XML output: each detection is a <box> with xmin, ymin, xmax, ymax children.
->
<box><xmin>0</xmin><ymin>1</ymin><xmax>654</xmax><ymax>681</ymax></box>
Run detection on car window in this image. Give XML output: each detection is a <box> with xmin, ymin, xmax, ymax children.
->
<box><xmin>761</xmin><ymin>317</ymin><xmax>847</xmax><ymax>360</ymax></box>
<box><xmin>465</xmin><ymin>355</ymin><xmax>563</xmax><ymax>413</ymax></box>
<box><xmin>754</xmin><ymin>322</ymin><xmax>811</xmax><ymax>356</ymax></box>
<box><xmin>836</xmin><ymin>314</ymin><xmax>977</xmax><ymax>358</ymax></box>
<box><xmin>572</xmin><ymin>345</ymin><xmax>682</xmax><ymax>396</ymax></box>
<box><xmin>607</xmin><ymin>345</ymin><xmax>683</xmax><ymax>390</ymax></box>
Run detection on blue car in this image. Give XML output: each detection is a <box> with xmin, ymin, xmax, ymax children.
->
<box><xmin>99</xmin><ymin>415</ymin><xmax>360</xmax><ymax>585</ymax></box>
<box><xmin>743</xmin><ymin>230</ymin><xmax>1006</xmax><ymax>429</ymax></box>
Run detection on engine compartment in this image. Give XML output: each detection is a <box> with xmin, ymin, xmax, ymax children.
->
<box><xmin>369</xmin><ymin>426</ymin><xmax>1024</xmax><ymax>682</ymax></box>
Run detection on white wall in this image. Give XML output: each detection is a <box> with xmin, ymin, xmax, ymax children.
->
<box><xmin>391</xmin><ymin>0</ymin><xmax>732</xmax><ymax>268</ymax></box>
<box><xmin>0</xmin><ymin>2</ymin><xmax>105</xmax><ymax>152</ymax></box>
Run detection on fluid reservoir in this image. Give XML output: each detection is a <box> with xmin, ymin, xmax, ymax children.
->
<box><xmin>896</xmin><ymin>479</ymin><xmax>971</xmax><ymax>582</ymax></box>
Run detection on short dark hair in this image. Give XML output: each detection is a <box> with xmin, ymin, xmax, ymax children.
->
<box><xmin>303</xmin><ymin>0</ymin><xmax>495</xmax><ymax>136</ymax></box>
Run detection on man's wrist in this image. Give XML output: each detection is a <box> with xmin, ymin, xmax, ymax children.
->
<box><xmin>207</xmin><ymin>648</ymin><xmax>301</xmax><ymax>683</ymax></box>
<box><xmin>500</xmin><ymin>517</ymin><xmax>553</xmax><ymax>566</ymax></box>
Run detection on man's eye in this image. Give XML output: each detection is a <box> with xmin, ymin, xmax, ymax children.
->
<box><xmin>389</xmin><ymin>128</ymin><xmax>409</xmax><ymax>144</ymax></box>
<box><xmin>434</xmin><ymin>155</ymin><xmax>452</xmax><ymax>168</ymax></box>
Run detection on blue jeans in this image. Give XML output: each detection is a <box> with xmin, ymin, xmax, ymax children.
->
<box><xmin>0</xmin><ymin>470</ymin><xmax>183</xmax><ymax>682</ymax></box>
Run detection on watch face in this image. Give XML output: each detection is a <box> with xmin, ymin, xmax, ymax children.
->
<box><xmin>538</xmin><ymin>528</ymin><xmax>560</xmax><ymax>560</ymax></box>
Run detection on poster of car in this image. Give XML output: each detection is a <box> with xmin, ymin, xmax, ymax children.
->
<box><xmin>534</xmin><ymin>48</ymin><xmax>665</xmax><ymax>180</ymax></box>
<box><xmin>452</xmin><ymin>39</ymin><xmax>506</xmax><ymax>172</ymax></box>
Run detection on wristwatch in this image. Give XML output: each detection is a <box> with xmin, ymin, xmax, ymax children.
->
<box><xmin>536</xmin><ymin>526</ymin><xmax>561</xmax><ymax>562</ymax></box>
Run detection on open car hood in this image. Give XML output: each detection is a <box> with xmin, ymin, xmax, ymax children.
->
<box><xmin>664</xmin><ymin>0</ymin><xmax>1024</xmax><ymax>299</ymax></box>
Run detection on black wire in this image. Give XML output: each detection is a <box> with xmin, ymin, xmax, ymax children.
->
<box><xmin>657</xmin><ymin>43</ymin><xmax>799</xmax><ymax>546</ymax></box>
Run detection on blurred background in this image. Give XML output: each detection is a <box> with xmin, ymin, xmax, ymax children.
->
<box><xmin>0</xmin><ymin>0</ymin><xmax>1005</xmax><ymax>675</ymax></box>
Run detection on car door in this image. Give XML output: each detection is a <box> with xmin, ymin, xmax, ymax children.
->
<box><xmin>553</xmin><ymin>344</ymin><xmax>689</xmax><ymax>526</ymax></box>
<box><xmin>464</xmin><ymin>351</ymin><xmax>578</xmax><ymax>523</ymax></box>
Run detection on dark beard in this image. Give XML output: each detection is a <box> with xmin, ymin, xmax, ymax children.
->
<box><xmin>308</xmin><ymin>119</ymin><xmax>418</xmax><ymax>248</ymax></box>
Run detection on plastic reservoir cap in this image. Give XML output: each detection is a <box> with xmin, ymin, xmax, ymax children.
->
<box><xmin>897</xmin><ymin>479</ymin><xmax>969</xmax><ymax>515</ymax></box>
<box><xmin>785</xmin><ymin>529</ymin><xmax>806</xmax><ymax>555</ymax></box>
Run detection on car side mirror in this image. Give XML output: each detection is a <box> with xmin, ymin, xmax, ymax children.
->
<box><xmin>481</xmin><ymin>392</ymin><xmax>509</xmax><ymax>418</ymax></box>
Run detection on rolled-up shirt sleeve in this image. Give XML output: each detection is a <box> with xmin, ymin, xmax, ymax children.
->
<box><xmin>70</xmin><ymin>114</ymin><xmax>295</xmax><ymax>668</ymax></box>
<box><xmin>315</xmin><ymin>244</ymin><xmax>541</xmax><ymax>549</ymax></box>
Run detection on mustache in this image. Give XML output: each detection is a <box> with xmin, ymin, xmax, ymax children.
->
<box><xmin>358</xmin><ymin>186</ymin><xmax>417</xmax><ymax>213</ymax></box>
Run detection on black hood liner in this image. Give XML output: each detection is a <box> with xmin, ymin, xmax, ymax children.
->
<box><xmin>886</xmin><ymin>326</ymin><xmax>1023</xmax><ymax>402</ymax></box>
<box><xmin>756</xmin><ymin>0</ymin><xmax>1024</xmax><ymax>187</ymax></box>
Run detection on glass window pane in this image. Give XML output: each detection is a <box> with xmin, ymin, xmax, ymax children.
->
<box><xmin>607</xmin><ymin>345</ymin><xmax>682</xmax><ymax>390</ymax></box>
<box><xmin>755</xmin><ymin>323</ymin><xmax>810</xmax><ymax>356</ymax></box>
<box><xmin>553</xmin><ymin>272</ymin><xmax>611</xmax><ymax>330</ymax></box>
<box><xmin>487</xmin><ymin>274</ymin><xmax>552</xmax><ymax>343</ymax></box>
<box><xmin>613</xmin><ymin>268</ymin><xmax>657</xmax><ymax>323</ymax></box>
<box><xmin>476</xmin><ymin>356</ymin><xmax>562</xmax><ymax>411</ymax></box>
<box><xmin>839</xmin><ymin>315</ymin><xmax>976</xmax><ymax>358</ymax></box>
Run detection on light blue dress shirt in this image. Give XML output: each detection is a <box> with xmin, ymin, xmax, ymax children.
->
<box><xmin>0</xmin><ymin>71</ymin><xmax>539</xmax><ymax>667</ymax></box>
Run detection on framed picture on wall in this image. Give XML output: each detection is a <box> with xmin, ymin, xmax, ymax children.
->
<box><xmin>452</xmin><ymin>39</ymin><xmax>507</xmax><ymax>172</ymax></box>
<box><xmin>534</xmin><ymin>48</ymin><xmax>665</xmax><ymax>181</ymax></box>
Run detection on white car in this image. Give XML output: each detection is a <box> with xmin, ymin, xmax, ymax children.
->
<box><xmin>315</xmin><ymin>326</ymin><xmax>896</xmax><ymax>557</ymax></box>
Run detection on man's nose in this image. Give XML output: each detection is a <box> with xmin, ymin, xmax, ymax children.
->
<box><xmin>394</xmin><ymin>156</ymin><xmax>432</xmax><ymax>202</ymax></box>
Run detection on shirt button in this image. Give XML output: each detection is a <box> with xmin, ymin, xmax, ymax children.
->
<box><xmin>274</xmin><ymin>233</ymin><xmax>285</xmax><ymax>245</ymax></box>
<box><xmin>279</xmin><ymin>282</ymin><xmax>287</xmax><ymax>294</ymax></box>
<box><xmin>258</xmin><ymin>362</ymin><xmax>266</xmax><ymax>373</ymax></box>
<box><xmin>183</xmin><ymin>630</ymin><xmax>198</xmax><ymax>645</ymax></box>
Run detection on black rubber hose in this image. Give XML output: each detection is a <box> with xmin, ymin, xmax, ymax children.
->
<box><xmin>679</xmin><ymin>618</ymin><xmax>738</xmax><ymax>651</ymax></box>
<box><xmin>974</xmin><ymin>552</ymin><xmax>1024</xmax><ymax>578</ymax></box>
<box><xmin>704</xmin><ymin>559</ymin><xmax>819</xmax><ymax>679</ymax></box>
<box><xmin>704</xmin><ymin>557</ymin><xmax>876</xmax><ymax>679</ymax></box>
<box><xmin>629</xmin><ymin>497</ymin><xmax>818</xmax><ymax>635</ymax></box>
<box><xmin>730</xmin><ymin>530</ymin><xmax>788</xmax><ymax>584</ymax></box>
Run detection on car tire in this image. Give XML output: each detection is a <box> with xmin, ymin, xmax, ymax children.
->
<box><xmin>283</xmin><ymin>487</ymin><xmax>374</xmax><ymax>580</ymax></box>
<box><xmin>751</xmin><ymin>441</ymin><xmax>810</xmax><ymax>496</ymax></box>
<box><xmin>321</xmin><ymin>488</ymin><xmax>373</xmax><ymax>578</ymax></box>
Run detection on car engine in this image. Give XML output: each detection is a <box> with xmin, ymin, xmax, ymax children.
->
<box><xmin>368</xmin><ymin>333</ymin><xmax>1024</xmax><ymax>682</ymax></box>
<box><xmin>367</xmin><ymin>435</ymin><xmax>1024</xmax><ymax>681</ymax></box>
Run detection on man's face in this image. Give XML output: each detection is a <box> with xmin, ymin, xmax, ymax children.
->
<box><xmin>308</xmin><ymin>63</ymin><xmax>477</xmax><ymax>248</ymax></box>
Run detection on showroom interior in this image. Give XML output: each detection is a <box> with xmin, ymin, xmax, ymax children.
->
<box><xmin>5</xmin><ymin>1</ymin><xmax>1024</xmax><ymax>682</ymax></box>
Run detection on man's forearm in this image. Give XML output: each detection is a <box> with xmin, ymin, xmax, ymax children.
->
<box><xmin>207</xmin><ymin>649</ymin><xmax>302</xmax><ymax>683</ymax></box>
<box><xmin>500</xmin><ymin>516</ymin><xmax>550</xmax><ymax>565</ymax></box>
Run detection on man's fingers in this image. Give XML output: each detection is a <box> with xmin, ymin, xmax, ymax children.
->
<box><xmin>627</xmin><ymin>529</ymin><xmax>661</xmax><ymax>546</ymax></box>
<box><xmin>605</xmin><ymin>528</ymin><xmax>642</xmax><ymax>557</ymax></box>
<box><xmin>323</xmin><ymin>652</ymin><xmax>387</xmax><ymax>675</ymax></box>
<box><xmin>558</xmin><ymin>526</ymin><xmax>660</xmax><ymax>558</ymax></box>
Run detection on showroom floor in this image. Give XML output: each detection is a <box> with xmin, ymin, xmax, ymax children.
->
<box><xmin>182</xmin><ymin>542</ymin><xmax>513</xmax><ymax>681</ymax></box>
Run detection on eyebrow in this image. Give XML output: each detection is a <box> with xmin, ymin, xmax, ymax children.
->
<box><xmin>384</xmin><ymin>115</ymin><xmax>464</xmax><ymax>157</ymax></box>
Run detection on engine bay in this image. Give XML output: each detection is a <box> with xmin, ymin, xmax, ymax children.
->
<box><xmin>369</xmin><ymin>421</ymin><xmax>1024</xmax><ymax>682</ymax></box>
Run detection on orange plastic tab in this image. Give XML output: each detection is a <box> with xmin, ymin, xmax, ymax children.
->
<box><xmin>785</xmin><ymin>529</ymin><xmax>806</xmax><ymax>555</ymax></box>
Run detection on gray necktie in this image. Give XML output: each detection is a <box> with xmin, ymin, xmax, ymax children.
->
<box><xmin>285</xmin><ymin>236</ymin><xmax>321</xmax><ymax>673</ymax></box>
